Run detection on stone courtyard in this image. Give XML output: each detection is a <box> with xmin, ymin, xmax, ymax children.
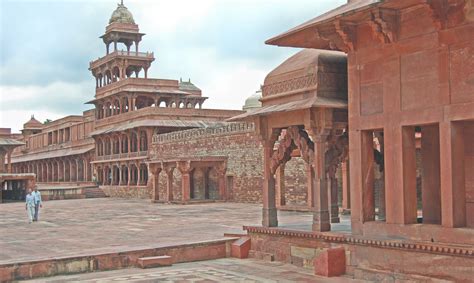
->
<box><xmin>0</xmin><ymin>198</ymin><xmax>350</xmax><ymax>265</ymax></box>
<box><xmin>20</xmin><ymin>258</ymin><xmax>357</xmax><ymax>283</ymax></box>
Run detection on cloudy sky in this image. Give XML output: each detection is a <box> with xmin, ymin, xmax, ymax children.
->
<box><xmin>0</xmin><ymin>0</ymin><xmax>346</xmax><ymax>132</ymax></box>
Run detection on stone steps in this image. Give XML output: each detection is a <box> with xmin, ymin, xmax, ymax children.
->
<box><xmin>84</xmin><ymin>187</ymin><xmax>107</xmax><ymax>198</ymax></box>
<box><xmin>137</xmin><ymin>255</ymin><xmax>173</xmax><ymax>268</ymax></box>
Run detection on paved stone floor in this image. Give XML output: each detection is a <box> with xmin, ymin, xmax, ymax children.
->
<box><xmin>0</xmin><ymin>198</ymin><xmax>350</xmax><ymax>265</ymax></box>
<box><xmin>21</xmin><ymin>258</ymin><xmax>359</xmax><ymax>282</ymax></box>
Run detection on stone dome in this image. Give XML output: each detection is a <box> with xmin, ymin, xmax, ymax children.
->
<box><xmin>243</xmin><ymin>90</ymin><xmax>262</xmax><ymax>111</ymax></box>
<box><xmin>109</xmin><ymin>3</ymin><xmax>135</xmax><ymax>25</ymax></box>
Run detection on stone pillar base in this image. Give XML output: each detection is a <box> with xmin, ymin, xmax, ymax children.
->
<box><xmin>262</xmin><ymin>208</ymin><xmax>278</xmax><ymax>227</ymax></box>
<box><xmin>312</xmin><ymin>210</ymin><xmax>330</xmax><ymax>232</ymax></box>
<box><xmin>314</xmin><ymin>246</ymin><xmax>346</xmax><ymax>277</ymax></box>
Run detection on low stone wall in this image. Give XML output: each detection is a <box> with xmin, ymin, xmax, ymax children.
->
<box><xmin>41</xmin><ymin>188</ymin><xmax>86</xmax><ymax>201</ymax></box>
<box><xmin>0</xmin><ymin>238</ymin><xmax>237</xmax><ymax>282</ymax></box>
<box><xmin>245</xmin><ymin>227</ymin><xmax>474</xmax><ymax>282</ymax></box>
<box><xmin>100</xmin><ymin>185</ymin><xmax>151</xmax><ymax>199</ymax></box>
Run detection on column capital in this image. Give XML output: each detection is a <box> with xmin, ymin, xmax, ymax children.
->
<box><xmin>307</xmin><ymin>127</ymin><xmax>332</xmax><ymax>142</ymax></box>
<box><xmin>215</xmin><ymin>161</ymin><xmax>227</xmax><ymax>177</ymax></box>
<box><xmin>177</xmin><ymin>160</ymin><xmax>192</xmax><ymax>174</ymax></box>
<box><xmin>149</xmin><ymin>163</ymin><xmax>162</xmax><ymax>175</ymax></box>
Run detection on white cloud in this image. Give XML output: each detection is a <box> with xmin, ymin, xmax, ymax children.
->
<box><xmin>0</xmin><ymin>81</ymin><xmax>93</xmax><ymax>132</ymax></box>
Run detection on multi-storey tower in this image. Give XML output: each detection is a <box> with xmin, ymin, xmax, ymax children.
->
<box><xmin>87</xmin><ymin>2</ymin><xmax>243</xmax><ymax>193</ymax></box>
<box><xmin>88</xmin><ymin>1</ymin><xmax>206</xmax><ymax>120</ymax></box>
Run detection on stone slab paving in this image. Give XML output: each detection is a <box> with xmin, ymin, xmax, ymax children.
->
<box><xmin>0</xmin><ymin>198</ymin><xmax>351</xmax><ymax>265</ymax></box>
<box><xmin>20</xmin><ymin>258</ymin><xmax>361</xmax><ymax>282</ymax></box>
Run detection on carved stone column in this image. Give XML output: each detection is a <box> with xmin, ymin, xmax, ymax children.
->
<box><xmin>177</xmin><ymin>161</ymin><xmax>192</xmax><ymax>203</ymax></box>
<box><xmin>309</xmin><ymin>128</ymin><xmax>331</xmax><ymax>232</ymax></box>
<box><xmin>150</xmin><ymin>164</ymin><xmax>162</xmax><ymax>203</ymax></box>
<box><xmin>262</xmin><ymin>139</ymin><xmax>278</xmax><ymax>227</ymax></box>
<box><xmin>329</xmin><ymin>176</ymin><xmax>340</xmax><ymax>223</ymax></box>
<box><xmin>165</xmin><ymin>165</ymin><xmax>174</xmax><ymax>202</ymax></box>
<box><xmin>275</xmin><ymin>164</ymin><xmax>285</xmax><ymax>207</ymax></box>
<box><xmin>341</xmin><ymin>161</ymin><xmax>351</xmax><ymax>212</ymax></box>
<box><xmin>306</xmin><ymin>163</ymin><xmax>314</xmax><ymax>208</ymax></box>
<box><xmin>215</xmin><ymin>163</ymin><xmax>227</xmax><ymax>201</ymax></box>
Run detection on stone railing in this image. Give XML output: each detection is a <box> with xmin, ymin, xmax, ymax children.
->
<box><xmin>152</xmin><ymin>122</ymin><xmax>255</xmax><ymax>144</ymax></box>
<box><xmin>90</xmin><ymin>51</ymin><xmax>154</xmax><ymax>69</ymax></box>
<box><xmin>95</xmin><ymin>151</ymin><xmax>148</xmax><ymax>161</ymax></box>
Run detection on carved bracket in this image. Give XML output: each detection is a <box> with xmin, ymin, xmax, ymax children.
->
<box><xmin>368</xmin><ymin>8</ymin><xmax>400</xmax><ymax>44</ymax></box>
<box><xmin>270</xmin><ymin>126</ymin><xmax>315</xmax><ymax>174</ymax></box>
<box><xmin>325</xmin><ymin>131</ymin><xmax>349</xmax><ymax>178</ymax></box>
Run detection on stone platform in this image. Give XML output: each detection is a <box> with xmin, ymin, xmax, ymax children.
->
<box><xmin>20</xmin><ymin>258</ymin><xmax>358</xmax><ymax>282</ymax></box>
<box><xmin>0</xmin><ymin>198</ymin><xmax>333</xmax><ymax>265</ymax></box>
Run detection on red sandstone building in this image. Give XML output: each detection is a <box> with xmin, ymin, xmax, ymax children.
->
<box><xmin>5</xmin><ymin>3</ymin><xmax>243</xmax><ymax>201</ymax></box>
<box><xmin>231</xmin><ymin>0</ymin><xmax>473</xmax><ymax>281</ymax></box>
<box><xmin>3</xmin><ymin>0</ymin><xmax>473</xmax><ymax>280</ymax></box>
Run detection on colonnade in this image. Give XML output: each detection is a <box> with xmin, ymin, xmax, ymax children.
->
<box><xmin>95</xmin><ymin>161</ymin><xmax>148</xmax><ymax>187</ymax></box>
<box><xmin>95</xmin><ymin>94</ymin><xmax>204</xmax><ymax>120</ymax></box>
<box><xmin>149</xmin><ymin>158</ymin><xmax>227</xmax><ymax>203</ymax></box>
<box><xmin>12</xmin><ymin>155</ymin><xmax>93</xmax><ymax>183</ymax></box>
<box><xmin>96</xmin><ymin>130</ymin><xmax>148</xmax><ymax>157</ymax></box>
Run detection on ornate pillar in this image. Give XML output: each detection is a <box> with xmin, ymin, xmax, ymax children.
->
<box><xmin>329</xmin><ymin>176</ymin><xmax>340</xmax><ymax>223</ymax></box>
<box><xmin>262</xmin><ymin>132</ymin><xmax>279</xmax><ymax>227</ymax></box>
<box><xmin>203</xmin><ymin>167</ymin><xmax>210</xmax><ymax>199</ymax></box>
<box><xmin>342</xmin><ymin>161</ymin><xmax>351</xmax><ymax>211</ymax></box>
<box><xmin>118</xmin><ymin>165</ymin><xmax>122</xmax><ymax>186</ymax></box>
<box><xmin>275</xmin><ymin>164</ymin><xmax>285</xmax><ymax>207</ymax></box>
<box><xmin>177</xmin><ymin>161</ymin><xmax>192</xmax><ymax>203</ymax></box>
<box><xmin>136</xmin><ymin>163</ymin><xmax>141</xmax><ymax>186</ymax></box>
<box><xmin>7</xmin><ymin>150</ymin><xmax>12</xmax><ymax>173</ymax></box>
<box><xmin>111</xmin><ymin>165</ymin><xmax>115</xmax><ymax>186</ymax></box>
<box><xmin>127</xmin><ymin>164</ymin><xmax>131</xmax><ymax>186</ymax></box>
<box><xmin>216</xmin><ymin>163</ymin><xmax>227</xmax><ymax>201</ymax></box>
<box><xmin>165</xmin><ymin>165</ymin><xmax>174</xmax><ymax>202</ymax></box>
<box><xmin>309</xmin><ymin>128</ymin><xmax>331</xmax><ymax>232</ymax></box>
<box><xmin>306</xmin><ymin>163</ymin><xmax>315</xmax><ymax>208</ymax></box>
<box><xmin>151</xmin><ymin>164</ymin><xmax>162</xmax><ymax>203</ymax></box>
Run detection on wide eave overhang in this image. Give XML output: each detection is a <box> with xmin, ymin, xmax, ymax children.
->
<box><xmin>266</xmin><ymin>0</ymin><xmax>382</xmax><ymax>48</ymax></box>
<box><xmin>228</xmin><ymin>96</ymin><xmax>347</xmax><ymax>122</ymax></box>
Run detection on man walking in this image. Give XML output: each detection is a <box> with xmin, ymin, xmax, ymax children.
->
<box><xmin>32</xmin><ymin>186</ymin><xmax>43</xmax><ymax>221</ymax></box>
<box><xmin>25</xmin><ymin>189</ymin><xmax>35</xmax><ymax>224</ymax></box>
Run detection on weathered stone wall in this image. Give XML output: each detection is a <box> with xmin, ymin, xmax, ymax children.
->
<box><xmin>247</xmin><ymin>229</ymin><xmax>474</xmax><ymax>282</ymax></box>
<box><xmin>101</xmin><ymin>185</ymin><xmax>151</xmax><ymax>199</ymax></box>
<box><xmin>283</xmin><ymin>157</ymin><xmax>307</xmax><ymax>206</ymax></box>
<box><xmin>151</xmin><ymin>124</ymin><xmax>264</xmax><ymax>203</ymax></box>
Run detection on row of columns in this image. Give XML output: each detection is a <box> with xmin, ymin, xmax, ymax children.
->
<box><xmin>274</xmin><ymin>161</ymin><xmax>351</xmax><ymax>219</ymax></box>
<box><xmin>96</xmin><ymin>95</ymin><xmax>204</xmax><ymax>120</ymax></box>
<box><xmin>150</xmin><ymin>161</ymin><xmax>227</xmax><ymax>203</ymax></box>
<box><xmin>262</xmin><ymin>126</ymin><xmax>341</xmax><ymax>231</ymax></box>
<box><xmin>96</xmin><ymin>162</ymin><xmax>148</xmax><ymax>187</ymax></box>
<box><xmin>13</xmin><ymin>156</ymin><xmax>92</xmax><ymax>183</ymax></box>
<box><xmin>96</xmin><ymin>130</ymin><xmax>148</xmax><ymax>157</ymax></box>
<box><xmin>95</xmin><ymin>64</ymin><xmax>148</xmax><ymax>89</ymax></box>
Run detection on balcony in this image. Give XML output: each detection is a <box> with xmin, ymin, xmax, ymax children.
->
<box><xmin>94</xmin><ymin>78</ymin><xmax>179</xmax><ymax>99</ymax></box>
<box><xmin>95</xmin><ymin>151</ymin><xmax>148</xmax><ymax>161</ymax></box>
<box><xmin>89</xmin><ymin>50</ymin><xmax>154</xmax><ymax>70</ymax></box>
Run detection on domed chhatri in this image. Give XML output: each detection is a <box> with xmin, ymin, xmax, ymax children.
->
<box><xmin>23</xmin><ymin>115</ymin><xmax>43</xmax><ymax>130</ymax></box>
<box><xmin>109</xmin><ymin>1</ymin><xmax>135</xmax><ymax>25</ymax></box>
<box><xmin>243</xmin><ymin>90</ymin><xmax>262</xmax><ymax>112</ymax></box>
